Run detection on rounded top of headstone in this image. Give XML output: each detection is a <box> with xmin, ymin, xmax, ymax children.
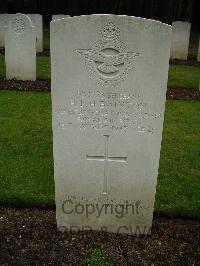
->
<box><xmin>9</xmin><ymin>13</ymin><xmax>34</xmax><ymax>35</ymax></box>
<box><xmin>27</xmin><ymin>14</ymin><xmax>42</xmax><ymax>21</ymax></box>
<box><xmin>51</xmin><ymin>14</ymin><xmax>172</xmax><ymax>34</ymax></box>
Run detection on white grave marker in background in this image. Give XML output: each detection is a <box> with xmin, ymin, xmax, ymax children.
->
<box><xmin>51</xmin><ymin>15</ymin><xmax>171</xmax><ymax>235</ymax></box>
<box><xmin>171</xmin><ymin>21</ymin><xmax>191</xmax><ymax>60</ymax></box>
<box><xmin>0</xmin><ymin>14</ymin><xmax>9</xmax><ymax>47</ymax></box>
<box><xmin>27</xmin><ymin>14</ymin><xmax>43</xmax><ymax>52</ymax></box>
<box><xmin>5</xmin><ymin>13</ymin><xmax>36</xmax><ymax>80</ymax></box>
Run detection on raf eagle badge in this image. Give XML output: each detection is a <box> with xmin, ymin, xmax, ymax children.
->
<box><xmin>76</xmin><ymin>22</ymin><xmax>140</xmax><ymax>87</ymax></box>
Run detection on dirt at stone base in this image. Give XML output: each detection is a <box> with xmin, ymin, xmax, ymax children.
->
<box><xmin>0</xmin><ymin>79</ymin><xmax>50</xmax><ymax>92</ymax></box>
<box><xmin>0</xmin><ymin>79</ymin><xmax>199</xmax><ymax>101</ymax></box>
<box><xmin>0</xmin><ymin>207</ymin><xmax>200</xmax><ymax>266</ymax></box>
<box><xmin>170</xmin><ymin>58</ymin><xmax>200</xmax><ymax>67</ymax></box>
<box><xmin>167</xmin><ymin>87</ymin><xmax>200</xmax><ymax>101</ymax></box>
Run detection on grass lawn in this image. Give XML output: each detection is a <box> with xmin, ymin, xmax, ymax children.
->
<box><xmin>0</xmin><ymin>91</ymin><xmax>54</xmax><ymax>206</ymax></box>
<box><xmin>0</xmin><ymin>90</ymin><xmax>199</xmax><ymax>218</ymax></box>
<box><xmin>0</xmin><ymin>54</ymin><xmax>199</xmax><ymax>89</ymax></box>
<box><xmin>168</xmin><ymin>64</ymin><xmax>200</xmax><ymax>89</ymax></box>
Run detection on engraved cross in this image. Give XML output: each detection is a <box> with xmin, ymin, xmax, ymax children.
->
<box><xmin>86</xmin><ymin>135</ymin><xmax>127</xmax><ymax>195</ymax></box>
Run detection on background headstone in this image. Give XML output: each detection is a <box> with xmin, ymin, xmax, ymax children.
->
<box><xmin>52</xmin><ymin>15</ymin><xmax>70</xmax><ymax>21</ymax></box>
<box><xmin>27</xmin><ymin>14</ymin><xmax>43</xmax><ymax>52</ymax></box>
<box><xmin>197</xmin><ymin>37</ymin><xmax>200</xmax><ymax>62</ymax></box>
<box><xmin>0</xmin><ymin>14</ymin><xmax>9</xmax><ymax>47</ymax></box>
<box><xmin>5</xmin><ymin>13</ymin><xmax>36</xmax><ymax>80</ymax></box>
<box><xmin>170</xmin><ymin>21</ymin><xmax>191</xmax><ymax>60</ymax></box>
<box><xmin>51</xmin><ymin>15</ymin><xmax>171</xmax><ymax>235</ymax></box>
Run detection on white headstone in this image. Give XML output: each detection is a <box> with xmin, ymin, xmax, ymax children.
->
<box><xmin>171</xmin><ymin>21</ymin><xmax>191</xmax><ymax>60</ymax></box>
<box><xmin>5</xmin><ymin>14</ymin><xmax>36</xmax><ymax>80</ymax></box>
<box><xmin>27</xmin><ymin>14</ymin><xmax>43</xmax><ymax>52</ymax></box>
<box><xmin>0</xmin><ymin>14</ymin><xmax>9</xmax><ymax>47</ymax></box>
<box><xmin>52</xmin><ymin>15</ymin><xmax>70</xmax><ymax>21</ymax></box>
<box><xmin>197</xmin><ymin>37</ymin><xmax>200</xmax><ymax>62</ymax></box>
<box><xmin>51</xmin><ymin>15</ymin><xmax>171</xmax><ymax>235</ymax></box>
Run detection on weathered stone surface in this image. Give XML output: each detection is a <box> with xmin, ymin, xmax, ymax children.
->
<box><xmin>5</xmin><ymin>13</ymin><xmax>36</xmax><ymax>80</ymax></box>
<box><xmin>51</xmin><ymin>15</ymin><xmax>171</xmax><ymax>234</ymax></box>
<box><xmin>27</xmin><ymin>14</ymin><xmax>43</xmax><ymax>52</ymax></box>
<box><xmin>171</xmin><ymin>21</ymin><xmax>191</xmax><ymax>60</ymax></box>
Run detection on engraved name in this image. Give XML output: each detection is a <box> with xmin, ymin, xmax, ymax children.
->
<box><xmin>56</xmin><ymin>90</ymin><xmax>160</xmax><ymax>133</ymax></box>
